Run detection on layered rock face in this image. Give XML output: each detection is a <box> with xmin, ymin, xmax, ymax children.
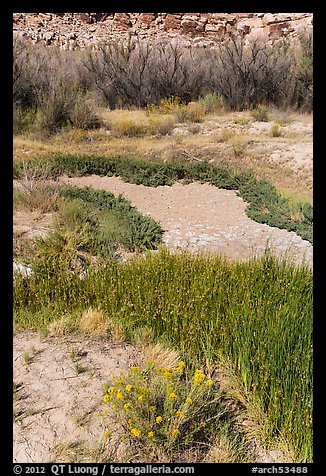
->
<box><xmin>13</xmin><ymin>12</ymin><xmax>313</xmax><ymax>49</ymax></box>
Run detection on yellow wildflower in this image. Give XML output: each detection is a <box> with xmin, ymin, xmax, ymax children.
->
<box><xmin>104</xmin><ymin>431</ymin><xmax>111</xmax><ymax>438</ymax></box>
<box><xmin>205</xmin><ymin>379</ymin><xmax>213</xmax><ymax>387</ymax></box>
<box><xmin>112</xmin><ymin>403</ymin><xmax>117</xmax><ymax>409</ymax></box>
<box><xmin>116</xmin><ymin>391</ymin><xmax>124</xmax><ymax>400</ymax></box>
<box><xmin>125</xmin><ymin>384</ymin><xmax>133</xmax><ymax>392</ymax></box>
<box><xmin>107</xmin><ymin>386</ymin><xmax>115</xmax><ymax>393</ymax></box>
<box><xmin>138</xmin><ymin>395</ymin><xmax>144</xmax><ymax>401</ymax></box>
<box><xmin>148</xmin><ymin>431</ymin><xmax>155</xmax><ymax>438</ymax></box>
<box><xmin>168</xmin><ymin>392</ymin><xmax>177</xmax><ymax>400</ymax></box>
<box><xmin>149</xmin><ymin>406</ymin><xmax>156</xmax><ymax>412</ymax></box>
<box><xmin>103</xmin><ymin>394</ymin><xmax>110</xmax><ymax>403</ymax></box>
<box><xmin>128</xmin><ymin>419</ymin><xmax>133</xmax><ymax>425</ymax></box>
<box><xmin>186</xmin><ymin>397</ymin><xmax>192</xmax><ymax>404</ymax></box>
<box><xmin>176</xmin><ymin>361</ymin><xmax>186</xmax><ymax>373</ymax></box>
<box><xmin>175</xmin><ymin>409</ymin><xmax>182</xmax><ymax>417</ymax></box>
<box><xmin>156</xmin><ymin>416</ymin><xmax>163</xmax><ymax>423</ymax></box>
<box><xmin>200</xmin><ymin>421</ymin><xmax>207</xmax><ymax>428</ymax></box>
<box><xmin>194</xmin><ymin>369</ymin><xmax>206</xmax><ymax>383</ymax></box>
<box><xmin>124</xmin><ymin>403</ymin><xmax>131</xmax><ymax>409</ymax></box>
<box><xmin>172</xmin><ymin>428</ymin><xmax>180</xmax><ymax>435</ymax></box>
<box><xmin>131</xmin><ymin>428</ymin><xmax>141</xmax><ymax>437</ymax></box>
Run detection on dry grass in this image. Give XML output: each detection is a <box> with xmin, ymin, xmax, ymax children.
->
<box><xmin>48</xmin><ymin>308</ymin><xmax>125</xmax><ymax>343</ymax></box>
<box><xmin>48</xmin><ymin>314</ymin><xmax>80</xmax><ymax>335</ymax></box>
<box><xmin>205</xmin><ymin>433</ymin><xmax>242</xmax><ymax>463</ymax></box>
<box><xmin>13</xmin><ymin>108</ymin><xmax>312</xmax><ymax>202</ymax></box>
<box><xmin>14</xmin><ymin>180</ymin><xmax>61</xmax><ymax>214</ymax></box>
<box><xmin>79</xmin><ymin>309</ymin><xmax>110</xmax><ymax>336</ymax></box>
<box><xmin>52</xmin><ymin>439</ymin><xmax>118</xmax><ymax>463</ymax></box>
<box><xmin>142</xmin><ymin>342</ymin><xmax>180</xmax><ymax>370</ymax></box>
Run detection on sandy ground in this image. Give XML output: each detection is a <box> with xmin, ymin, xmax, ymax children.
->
<box><xmin>60</xmin><ymin>175</ymin><xmax>313</xmax><ymax>267</ymax></box>
<box><xmin>13</xmin><ymin>331</ymin><xmax>142</xmax><ymax>463</ymax></box>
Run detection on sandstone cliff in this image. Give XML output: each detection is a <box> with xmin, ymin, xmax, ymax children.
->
<box><xmin>13</xmin><ymin>12</ymin><xmax>313</xmax><ymax>49</ymax></box>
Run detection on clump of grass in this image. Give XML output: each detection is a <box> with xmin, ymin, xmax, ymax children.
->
<box><xmin>230</xmin><ymin>135</ymin><xmax>246</xmax><ymax>157</ymax></box>
<box><xmin>53</xmin><ymin>439</ymin><xmax>119</xmax><ymax>463</ymax></box>
<box><xmin>14</xmin><ymin>181</ymin><xmax>61</xmax><ymax>213</ymax></box>
<box><xmin>271</xmin><ymin>123</ymin><xmax>282</xmax><ymax>138</ymax></box>
<box><xmin>79</xmin><ymin>308</ymin><xmax>110</xmax><ymax>336</ymax></box>
<box><xmin>22</xmin><ymin>346</ymin><xmax>37</xmax><ymax>366</ymax></box>
<box><xmin>234</xmin><ymin>116</ymin><xmax>251</xmax><ymax>126</ymax></box>
<box><xmin>141</xmin><ymin>342</ymin><xmax>180</xmax><ymax>370</ymax></box>
<box><xmin>110</xmin><ymin>119</ymin><xmax>147</xmax><ymax>138</ymax></box>
<box><xmin>13</xmin><ymin>382</ymin><xmax>24</xmax><ymax>402</ymax></box>
<box><xmin>174</xmin><ymin>102</ymin><xmax>205</xmax><ymax>123</ymax></box>
<box><xmin>48</xmin><ymin>311</ymin><xmax>81</xmax><ymax>335</ymax></box>
<box><xmin>69</xmin><ymin>348</ymin><xmax>88</xmax><ymax>375</ymax></box>
<box><xmin>251</xmin><ymin>105</ymin><xmax>270</xmax><ymax>122</ymax></box>
<box><xmin>217</xmin><ymin>128</ymin><xmax>235</xmax><ymax>143</ymax></box>
<box><xmin>147</xmin><ymin>116</ymin><xmax>176</xmax><ymax>136</ymax></box>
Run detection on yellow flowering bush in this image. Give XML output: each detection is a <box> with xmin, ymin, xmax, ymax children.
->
<box><xmin>101</xmin><ymin>360</ymin><xmax>223</xmax><ymax>454</ymax></box>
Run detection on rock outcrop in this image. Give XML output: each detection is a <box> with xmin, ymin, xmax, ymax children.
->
<box><xmin>13</xmin><ymin>12</ymin><xmax>313</xmax><ymax>49</ymax></box>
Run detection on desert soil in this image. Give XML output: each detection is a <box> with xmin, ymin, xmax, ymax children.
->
<box><xmin>13</xmin><ymin>331</ymin><xmax>142</xmax><ymax>463</ymax></box>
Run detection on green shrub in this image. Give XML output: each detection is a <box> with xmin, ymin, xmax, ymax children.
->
<box><xmin>271</xmin><ymin>123</ymin><xmax>282</xmax><ymax>137</ymax></box>
<box><xmin>251</xmin><ymin>105</ymin><xmax>270</xmax><ymax>122</ymax></box>
<box><xmin>292</xmin><ymin>31</ymin><xmax>313</xmax><ymax>112</ymax></box>
<box><xmin>58</xmin><ymin>185</ymin><xmax>163</xmax><ymax>253</ymax></box>
<box><xmin>199</xmin><ymin>93</ymin><xmax>224</xmax><ymax>114</ymax></box>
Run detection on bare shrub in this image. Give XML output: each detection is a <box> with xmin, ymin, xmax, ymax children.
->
<box><xmin>14</xmin><ymin>32</ymin><xmax>312</xmax><ymax>124</ymax></box>
<box><xmin>13</xmin><ymin>36</ymin><xmax>100</xmax><ymax>133</ymax></box>
<box><xmin>209</xmin><ymin>33</ymin><xmax>295</xmax><ymax>110</ymax></box>
<box><xmin>83</xmin><ymin>39</ymin><xmax>210</xmax><ymax>108</ymax></box>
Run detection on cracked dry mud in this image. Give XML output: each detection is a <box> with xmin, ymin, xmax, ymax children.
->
<box><xmin>60</xmin><ymin>175</ymin><xmax>313</xmax><ymax>268</ymax></box>
<box><xmin>13</xmin><ymin>331</ymin><xmax>142</xmax><ymax>463</ymax></box>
